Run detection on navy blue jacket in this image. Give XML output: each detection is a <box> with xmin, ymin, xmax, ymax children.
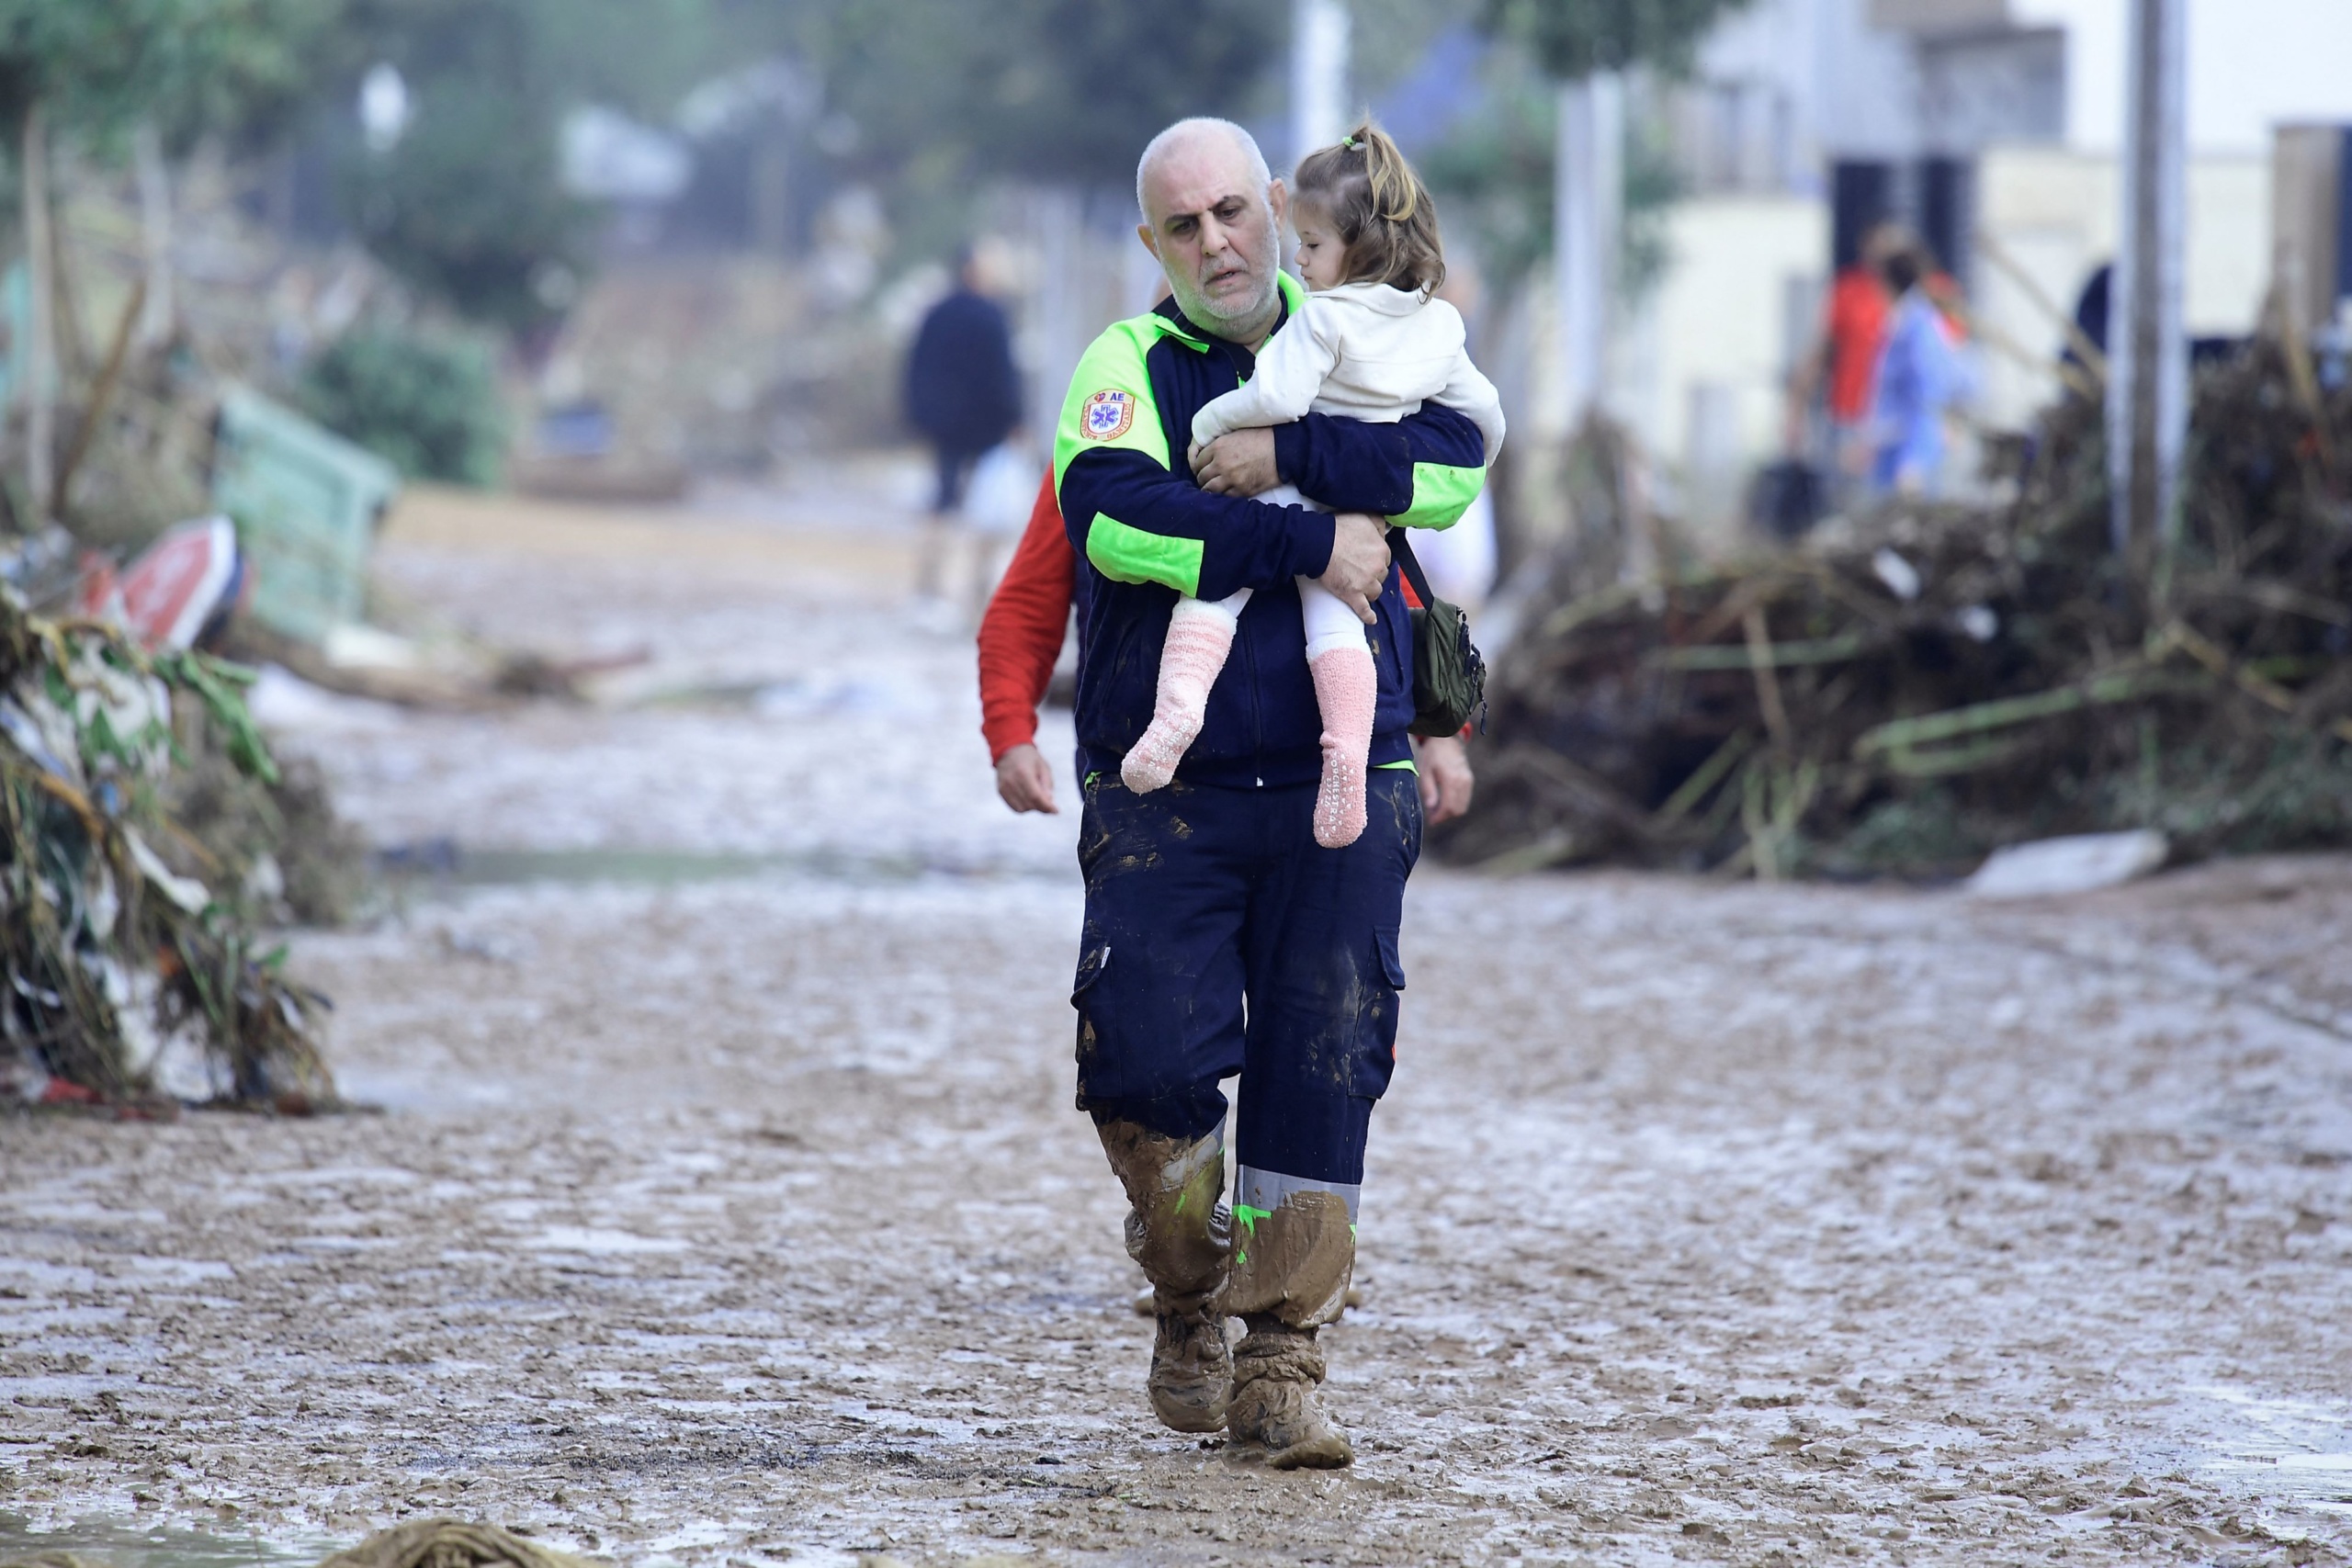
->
<box><xmin>905</xmin><ymin>288</ymin><xmax>1021</xmax><ymax>454</ymax></box>
<box><xmin>1053</xmin><ymin>276</ymin><xmax>1487</xmax><ymax>791</ymax></box>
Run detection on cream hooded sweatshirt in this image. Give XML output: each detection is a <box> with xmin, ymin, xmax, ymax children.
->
<box><xmin>1191</xmin><ymin>280</ymin><xmax>1506</xmax><ymax>466</ymax></box>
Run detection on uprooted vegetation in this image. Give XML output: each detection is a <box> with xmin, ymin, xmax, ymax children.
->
<box><xmin>1443</xmin><ymin>340</ymin><xmax>2352</xmax><ymax>878</ymax></box>
<box><xmin>0</xmin><ymin>591</ymin><xmax>335</xmax><ymax>1108</ymax></box>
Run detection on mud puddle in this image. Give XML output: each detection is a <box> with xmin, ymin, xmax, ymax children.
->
<box><xmin>0</xmin><ymin>1510</ymin><xmax>336</xmax><ymax>1568</ymax></box>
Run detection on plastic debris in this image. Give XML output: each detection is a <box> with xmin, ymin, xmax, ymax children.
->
<box><xmin>0</xmin><ymin>578</ymin><xmax>334</xmax><ymax>1107</ymax></box>
<box><xmin>1963</xmin><ymin>829</ymin><xmax>2170</xmax><ymax>899</ymax></box>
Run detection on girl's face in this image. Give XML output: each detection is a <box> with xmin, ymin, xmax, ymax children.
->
<box><xmin>1292</xmin><ymin>207</ymin><xmax>1350</xmax><ymax>291</ymax></box>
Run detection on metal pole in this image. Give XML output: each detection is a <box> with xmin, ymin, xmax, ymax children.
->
<box><xmin>2107</xmin><ymin>0</ymin><xmax>2186</xmax><ymax>581</ymax></box>
<box><xmin>20</xmin><ymin>98</ymin><xmax>53</xmax><ymax>523</ymax></box>
<box><xmin>133</xmin><ymin>121</ymin><xmax>175</xmax><ymax>351</ymax></box>
<box><xmin>1556</xmin><ymin>73</ymin><xmax>1623</xmax><ymax>430</ymax></box>
<box><xmin>1290</xmin><ymin>0</ymin><xmax>1351</xmax><ymax>169</ymax></box>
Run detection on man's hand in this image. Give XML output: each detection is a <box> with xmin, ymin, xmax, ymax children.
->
<box><xmin>994</xmin><ymin>743</ymin><xmax>1058</xmax><ymax>814</ymax></box>
<box><xmin>1190</xmin><ymin>429</ymin><xmax>1280</xmax><ymax>496</ymax></box>
<box><xmin>1318</xmin><ymin>513</ymin><xmax>1391</xmax><ymax>624</ymax></box>
<box><xmin>1415</xmin><ymin>734</ymin><xmax>1475</xmax><ymax>824</ymax></box>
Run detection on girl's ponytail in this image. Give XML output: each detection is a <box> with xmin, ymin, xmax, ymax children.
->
<box><xmin>1356</xmin><ymin>125</ymin><xmax>1419</xmax><ymax>225</ymax></box>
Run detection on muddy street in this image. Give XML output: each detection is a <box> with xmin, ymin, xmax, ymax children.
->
<box><xmin>5</xmin><ymin>486</ymin><xmax>2351</xmax><ymax>1567</ymax></box>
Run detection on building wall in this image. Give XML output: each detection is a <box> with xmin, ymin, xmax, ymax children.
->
<box><xmin>1620</xmin><ymin>196</ymin><xmax>1828</xmax><ymax>545</ymax></box>
<box><xmin>1969</xmin><ymin>145</ymin><xmax>2269</xmax><ymax>428</ymax></box>
<box><xmin>2012</xmin><ymin>0</ymin><xmax>2352</xmax><ymax>157</ymax></box>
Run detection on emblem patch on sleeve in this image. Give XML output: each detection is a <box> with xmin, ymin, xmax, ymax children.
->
<box><xmin>1080</xmin><ymin>389</ymin><xmax>1136</xmax><ymax>442</ymax></box>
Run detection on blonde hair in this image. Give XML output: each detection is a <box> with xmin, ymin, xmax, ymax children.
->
<box><xmin>1291</xmin><ymin>121</ymin><xmax>1445</xmax><ymax>295</ymax></box>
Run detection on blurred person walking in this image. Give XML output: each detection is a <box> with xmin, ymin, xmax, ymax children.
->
<box><xmin>903</xmin><ymin>244</ymin><xmax>1023</xmax><ymax>604</ymax></box>
<box><xmin>1787</xmin><ymin>219</ymin><xmax>1905</xmax><ymax>495</ymax></box>
<box><xmin>1868</xmin><ymin>243</ymin><xmax>1970</xmax><ymax>496</ymax></box>
<box><xmin>1051</xmin><ymin>118</ymin><xmax>1489</xmax><ymax>1469</ymax></box>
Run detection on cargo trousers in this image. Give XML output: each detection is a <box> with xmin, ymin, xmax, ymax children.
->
<box><xmin>1072</xmin><ymin>767</ymin><xmax>1419</xmax><ymax>1325</ymax></box>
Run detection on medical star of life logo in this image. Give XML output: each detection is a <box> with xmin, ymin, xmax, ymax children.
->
<box><xmin>1081</xmin><ymin>389</ymin><xmax>1136</xmax><ymax>442</ymax></box>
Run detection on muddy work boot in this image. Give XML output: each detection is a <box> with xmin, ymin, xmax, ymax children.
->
<box><xmin>1228</xmin><ymin>1315</ymin><xmax>1353</xmax><ymax>1469</ymax></box>
<box><xmin>1097</xmin><ymin>1119</ymin><xmax>1233</xmax><ymax>1433</ymax></box>
<box><xmin>1147</xmin><ymin>1305</ymin><xmax>1232</xmax><ymax>1433</ymax></box>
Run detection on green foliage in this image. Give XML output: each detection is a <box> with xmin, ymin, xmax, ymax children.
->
<box><xmin>0</xmin><ymin>599</ymin><xmax>332</xmax><ymax>1103</ymax></box>
<box><xmin>0</xmin><ymin>0</ymin><xmax>339</xmax><ymax>151</ymax></box>
<box><xmin>1419</xmin><ymin>42</ymin><xmax>1684</xmax><ymax>307</ymax></box>
<box><xmin>1419</xmin><ymin>48</ymin><xmax>1557</xmax><ymax>289</ymax></box>
<box><xmin>327</xmin><ymin>0</ymin><xmax>718</xmax><ymax>327</ymax></box>
<box><xmin>342</xmin><ymin>0</ymin><xmax>718</xmax><ymax>120</ymax></box>
<box><xmin>713</xmin><ymin>0</ymin><xmax>1281</xmax><ymax>260</ymax></box>
<box><xmin>338</xmin><ymin>81</ymin><xmax>591</xmax><ymax>331</ymax></box>
<box><xmin>153</xmin><ymin>652</ymin><xmax>278</xmax><ymax>785</ymax></box>
<box><xmin>298</xmin><ymin>326</ymin><xmax>507</xmax><ymax>486</ymax></box>
<box><xmin>1479</xmin><ymin>0</ymin><xmax>1755</xmax><ymax>81</ymax></box>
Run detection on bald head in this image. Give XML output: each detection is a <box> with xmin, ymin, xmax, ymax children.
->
<box><xmin>1134</xmin><ymin>118</ymin><xmax>1287</xmax><ymax>345</ymax></box>
<box><xmin>1136</xmin><ymin>118</ymin><xmax>1271</xmax><ymax>218</ymax></box>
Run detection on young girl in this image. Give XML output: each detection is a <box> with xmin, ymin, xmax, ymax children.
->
<box><xmin>1118</xmin><ymin>124</ymin><xmax>1506</xmax><ymax>849</ymax></box>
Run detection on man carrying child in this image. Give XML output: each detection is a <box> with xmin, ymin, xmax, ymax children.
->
<box><xmin>1051</xmin><ymin>116</ymin><xmax>1490</xmax><ymax>1468</ymax></box>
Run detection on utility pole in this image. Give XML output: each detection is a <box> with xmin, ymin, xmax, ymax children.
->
<box><xmin>20</xmin><ymin>99</ymin><xmax>54</xmax><ymax>524</ymax></box>
<box><xmin>1291</xmin><ymin>0</ymin><xmax>1351</xmax><ymax>169</ymax></box>
<box><xmin>2108</xmin><ymin>0</ymin><xmax>2186</xmax><ymax>587</ymax></box>
<box><xmin>1555</xmin><ymin>73</ymin><xmax>1623</xmax><ymax>429</ymax></box>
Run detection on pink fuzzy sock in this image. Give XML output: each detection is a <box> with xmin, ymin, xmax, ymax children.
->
<box><xmin>1122</xmin><ymin>602</ymin><xmax>1238</xmax><ymax>792</ymax></box>
<box><xmin>1308</xmin><ymin>644</ymin><xmax>1377</xmax><ymax>848</ymax></box>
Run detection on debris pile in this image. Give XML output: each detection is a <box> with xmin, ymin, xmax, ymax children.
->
<box><xmin>0</xmin><ymin>586</ymin><xmax>334</xmax><ymax>1109</ymax></box>
<box><xmin>3</xmin><ymin>1520</ymin><xmax>596</xmax><ymax>1568</ymax></box>
<box><xmin>314</xmin><ymin>1520</ymin><xmax>601</xmax><ymax>1568</ymax></box>
<box><xmin>1444</xmin><ymin>341</ymin><xmax>2352</xmax><ymax>878</ymax></box>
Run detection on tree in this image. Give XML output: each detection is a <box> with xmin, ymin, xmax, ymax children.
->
<box><xmin>1480</xmin><ymin>0</ymin><xmax>1752</xmax><ymax>81</ymax></box>
<box><xmin>1477</xmin><ymin>0</ymin><xmax>1748</xmax><ymax>423</ymax></box>
<box><xmin>0</xmin><ymin>1</ymin><xmax>339</xmax><ymax>519</ymax></box>
<box><xmin>327</xmin><ymin>0</ymin><xmax>718</xmax><ymax>329</ymax></box>
<box><xmin>726</xmin><ymin>0</ymin><xmax>1284</xmax><ymax>258</ymax></box>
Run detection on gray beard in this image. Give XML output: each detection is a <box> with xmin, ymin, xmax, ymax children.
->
<box><xmin>1172</xmin><ymin>272</ymin><xmax>1278</xmax><ymax>340</ymax></box>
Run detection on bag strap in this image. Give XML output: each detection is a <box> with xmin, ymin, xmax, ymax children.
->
<box><xmin>1387</xmin><ymin>526</ymin><xmax>1440</xmax><ymax>609</ymax></box>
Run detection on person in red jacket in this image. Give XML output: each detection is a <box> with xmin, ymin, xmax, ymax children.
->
<box><xmin>979</xmin><ymin>473</ymin><xmax>1475</xmax><ymax>820</ymax></box>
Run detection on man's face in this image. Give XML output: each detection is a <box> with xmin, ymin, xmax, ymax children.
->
<box><xmin>1136</xmin><ymin>131</ymin><xmax>1287</xmax><ymax>337</ymax></box>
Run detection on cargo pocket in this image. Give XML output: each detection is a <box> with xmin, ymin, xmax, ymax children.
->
<box><xmin>1351</xmin><ymin>929</ymin><xmax>1408</xmax><ymax>1100</ymax></box>
<box><xmin>1072</xmin><ymin>942</ymin><xmax>1112</xmax><ymax>1012</ymax></box>
<box><xmin>1071</xmin><ymin>943</ymin><xmax>1112</xmax><ymax>1073</ymax></box>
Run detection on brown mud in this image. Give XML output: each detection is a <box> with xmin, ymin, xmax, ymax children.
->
<box><xmin>4</xmin><ymin>483</ymin><xmax>2349</xmax><ymax>1565</ymax></box>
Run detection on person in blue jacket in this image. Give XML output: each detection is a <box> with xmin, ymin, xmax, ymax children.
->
<box><xmin>1868</xmin><ymin>243</ymin><xmax>1969</xmax><ymax>496</ymax></box>
<box><xmin>1053</xmin><ymin>118</ymin><xmax>1488</xmax><ymax>1469</ymax></box>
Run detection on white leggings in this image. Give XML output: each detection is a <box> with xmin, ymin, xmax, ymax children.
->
<box><xmin>1199</xmin><ymin>484</ymin><xmax>1367</xmax><ymax>660</ymax></box>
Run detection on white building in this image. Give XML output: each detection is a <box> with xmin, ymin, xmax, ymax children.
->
<box><xmin>1621</xmin><ymin>0</ymin><xmax>2352</xmax><ymax>537</ymax></box>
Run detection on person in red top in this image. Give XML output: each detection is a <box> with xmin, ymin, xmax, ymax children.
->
<box><xmin>979</xmin><ymin>474</ymin><xmax>1475</xmax><ymax>820</ymax></box>
<box><xmin>1788</xmin><ymin>219</ymin><xmax>1906</xmax><ymax>479</ymax></box>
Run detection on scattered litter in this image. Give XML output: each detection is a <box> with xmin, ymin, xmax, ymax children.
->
<box><xmin>76</xmin><ymin>514</ymin><xmax>244</xmax><ymax>651</ymax></box>
<box><xmin>212</xmin><ymin>386</ymin><xmax>400</xmax><ymax>646</ymax></box>
<box><xmin>1964</xmin><ymin>829</ymin><xmax>2170</xmax><ymax>899</ymax></box>
<box><xmin>246</xmin><ymin>665</ymin><xmax>407</xmax><ymax>734</ymax></box>
<box><xmin>0</xmin><ymin>582</ymin><xmax>334</xmax><ymax>1107</ymax></box>
<box><xmin>323</xmin><ymin>621</ymin><xmax>426</xmax><ymax>671</ymax></box>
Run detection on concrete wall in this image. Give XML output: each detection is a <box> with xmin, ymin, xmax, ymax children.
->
<box><xmin>1970</xmin><ymin>145</ymin><xmax>2269</xmax><ymax>428</ymax></box>
<box><xmin>1620</xmin><ymin>195</ymin><xmax>1828</xmax><ymax>546</ymax></box>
